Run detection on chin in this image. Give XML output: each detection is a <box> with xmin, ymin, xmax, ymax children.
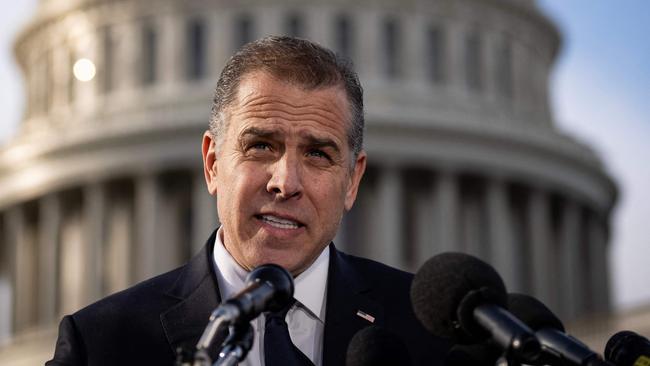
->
<box><xmin>247</xmin><ymin>250</ymin><xmax>298</xmax><ymax>270</ymax></box>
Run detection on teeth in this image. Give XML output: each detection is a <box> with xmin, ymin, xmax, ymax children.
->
<box><xmin>260</xmin><ymin>215</ymin><xmax>300</xmax><ymax>229</ymax></box>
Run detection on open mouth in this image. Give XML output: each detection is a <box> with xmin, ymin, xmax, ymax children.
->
<box><xmin>256</xmin><ymin>214</ymin><xmax>304</xmax><ymax>230</ymax></box>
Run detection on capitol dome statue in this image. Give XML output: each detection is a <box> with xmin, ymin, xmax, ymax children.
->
<box><xmin>0</xmin><ymin>0</ymin><xmax>617</xmax><ymax>363</ymax></box>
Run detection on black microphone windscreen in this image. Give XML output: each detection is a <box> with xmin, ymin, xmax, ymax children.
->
<box><xmin>507</xmin><ymin>293</ymin><xmax>565</xmax><ymax>332</ymax></box>
<box><xmin>410</xmin><ymin>252</ymin><xmax>507</xmax><ymax>340</ymax></box>
<box><xmin>345</xmin><ymin>326</ymin><xmax>411</xmax><ymax>366</ymax></box>
<box><xmin>605</xmin><ymin>330</ymin><xmax>650</xmax><ymax>366</ymax></box>
<box><xmin>244</xmin><ymin>264</ymin><xmax>294</xmax><ymax>312</ymax></box>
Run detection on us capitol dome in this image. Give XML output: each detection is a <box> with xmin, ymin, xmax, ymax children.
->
<box><xmin>0</xmin><ymin>0</ymin><xmax>618</xmax><ymax>363</ymax></box>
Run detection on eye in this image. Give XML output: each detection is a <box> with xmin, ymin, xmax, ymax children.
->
<box><xmin>307</xmin><ymin>149</ymin><xmax>331</xmax><ymax>160</ymax></box>
<box><xmin>249</xmin><ymin>142</ymin><xmax>271</xmax><ymax>151</ymax></box>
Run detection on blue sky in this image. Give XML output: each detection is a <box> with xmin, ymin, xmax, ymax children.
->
<box><xmin>0</xmin><ymin>1</ymin><xmax>649</xmax><ymax>309</ymax></box>
<box><xmin>537</xmin><ymin>0</ymin><xmax>650</xmax><ymax>309</ymax></box>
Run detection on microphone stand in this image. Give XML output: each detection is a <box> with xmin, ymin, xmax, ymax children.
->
<box><xmin>197</xmin><ymin>305</ymin><xmax>240</xmax><ymax>351</ymax></box>
<box><xmin>213</xmin><ymin>323</ymin><xmax>254</xmax><ymax>366</ymax></box>
<box><xmin>186</xmin><ymin>306</ymin><xmax>239</xmax><ymax>366</ymax></box>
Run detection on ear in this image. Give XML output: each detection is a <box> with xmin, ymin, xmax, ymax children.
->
<box><xmin>202</xmin><ymin>131</ymin><xmax>219</xmax><ymax>196</ymax></box>
<box><xmin>344</xmin><ymin>150</ymin><xmax>367</xmax><ymax>211</ymax></box>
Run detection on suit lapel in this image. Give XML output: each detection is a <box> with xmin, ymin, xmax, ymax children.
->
<box><xmin>159</xmin><ymin>235</ymin><xmax>384</xmax><ymax>365</ymax></box>
<box><xmin>322</xmin><ymin>245</ymin><xmax>385</xmax><ymax>366</ymax></box>
<box><xmin>160</xmin><ymin>230</ymin><xmax>222</xmax><ymax>358</ymax></box>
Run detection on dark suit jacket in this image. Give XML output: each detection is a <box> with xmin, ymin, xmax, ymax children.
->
<box><xmin>47</xmin><ymin>230</ymin><xmax>449</xmax><ymax>365</ymax></box>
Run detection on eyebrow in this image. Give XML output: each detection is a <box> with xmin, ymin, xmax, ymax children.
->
<box><xmin>239</xmin><ymin>127</ymin><xmax>280</xmax><ymax>140</ymax></box>
<box><xmin>302</xmin><ymin>134</ymin><xmax>341</xmax><ymax>154</ymax></box>
<box><xmin>239</xmin><ymin>127</ymin><xmax>342</xmax><ymax>153</ymax></box>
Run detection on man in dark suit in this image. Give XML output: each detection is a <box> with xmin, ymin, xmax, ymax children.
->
<box><xmin>47</xmin><ymin>36</ymin><xmax>449</xmax><ymax>365</ymax></box>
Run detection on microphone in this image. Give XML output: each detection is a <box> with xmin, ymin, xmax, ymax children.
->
<box><xmin>410</xmin><ymin>252</ymin><xmax>541</xmax><ymax>364</ymax></box>
<box><xmin>605</xmin><ymin>330</ymin><xmax>650</xmax><ymax>366</ymax></box>
<box><xmin>345</xmin><ymin>326</ymin><xmax>411</xmax><ymax>366</ymax></box>
<box><xmin>196</xmin><ymin>264</ymin><xmax>294</xmax><ymax>351</ymax></box>
<box><xmin>508</xmin><ymin>293</ymin><xmax>612</xmax><ymax>366</ymax></box>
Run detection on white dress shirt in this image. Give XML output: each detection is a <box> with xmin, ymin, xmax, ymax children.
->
<box><xmin>213</xmin><ymin>227</ymin><xmax>329</xmax><ymax>366</ymax></box>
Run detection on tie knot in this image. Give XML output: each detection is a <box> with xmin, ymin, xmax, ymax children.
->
<box><xmin>266</xmin><ymin>298</ymin><xmax>296</xmax><ymax>324</ymax></box>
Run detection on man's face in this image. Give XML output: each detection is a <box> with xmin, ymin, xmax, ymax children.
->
<box><xmin>203</xmin><ymin>71</ymin><xmax>366</xmax><ymax>276</ymax></box>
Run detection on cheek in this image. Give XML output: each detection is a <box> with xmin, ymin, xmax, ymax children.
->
<box><xmin>312</xmin><ymin>182</ymin><xmax>347</xmax><ymax>216</ymax></box>
<box><xmin>219</xmin><ymin>162</ymin><xmax>264</xmax><ymax>194</ymax></box>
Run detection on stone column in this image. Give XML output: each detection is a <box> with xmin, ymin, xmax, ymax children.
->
<box><xmin>75</xmin><ymin>32</ymin><xmax>99</xmax><ymax>119</ymax></box>
<box><xmin>25</xmin><ymin>52</ymin><xmax>36</xmax><ymax>119</ymax></box>
<box><xmin>32</xmin><ymin>56</ymin><xmax>45</xmax><ymax>118</ymax></box>
<box><xmin>434</xmin><ymin>171</ymin><xmax>459</xmax><ymax>253</ymax></box>
<box><xmin>511</xmin><ymin>38</ymin><xmax>527</xmax><ymax>116</ymax></box>
<box><xmin>135</xmin><ymin>174</ymin><xmax>159</xmax><ymax>282</ymax></box>
<box><xmin>6</xmin><ymin>206</ymin><xmax>37</xmax><ymax>332</ymax></box>
<box><xmin>0</xmin><ymin>214</ymin><xmax>11</xmax><ymax>341</ymax></box>
<box><xmin>487</xmin><ymin>178</ymin><xmax>519</xmax><ymax>291</ymax></box>
<box><xmin>559</xmin><ymin>199</ymin><xmax>582</xmax><ymax>319</ymax></box>
<box><xmin>254</xmin><ymin>7</ymin><xmax>280</xmax><ymax>39</ymax></box>
<box><xmin>403</xmin><ymin>13</ymin><xmax>427</xmax><ymax>84</ymax></box>
<box><xmin>38</xmin><ymin>194</ymin><xmax>61</xmax><ymax>324</ymax></box>
<box><xmin>528</xmin><ymin>188</ymin><xmax>554</xmax><ymax>308</ymax></box>
<box><xmin>0</xmin><ymin>275</ymin><xmax>10</xmax><ymax>343</ymax></box>
<box><xmin>104</xmin><ymin>198</ymin><xmax>133</xmax><ymax>294</ymax></box>
<box><xmin>114</xmin><ymin>22</ymin><xmax>138</xmax><ymax>97</ymax></box>
<box><xmin>3</xmin><ymin>209</ymin><xmax>19</xmax><ymax>335</ymax></box>
<box><xmin>192</xmin><ymin>170</ymin><xmax>219</xmax><ymax>255</ymax></box>
<box><xmin>414</xmin><ymin>179</ymin><xmax>437</xmax><ymax>267</ymax></box>
<box><xmin>49</xmin><ymin>44</ymin><xmax>66</xmax><ymax>115</ymax></box>
<box><xmin>375</xmin><ymin>165</ymin><xmax>404</xmax><ymax>269</ymax></box>
<box><xmin>159</xmin><ymin>12</ymin><xmax>182</xmax><ymax>88</ymax></box>
<box><xmin>83</xmin><ymin>183</ymin><xmax>105</xmax><ymax>302</ymax></box>
<box><xmin>462</xmin><ymin>193</ymin><xmax>484</xmax><ymax>259</ymax></box>
<box><xmin>59</xmin><ymin>206</ymin><xmax>85</xmax><ymax>315</ymax></box>
<box><xmin>208</xmin><ymin>10</ymin><xmax>231</xmax><ymax>78</ymax></box>
<box><xmin>589</xmin><ymin>213</ymin><xmax>610</xmax><ymax>313</ymax></box>
<box><xmin>305</xmin><ymin>6</ymin><xmax>330</xmax><ymax>47</ymax></box>
<box><xmin>531</xmin><ymin>58</ymin><xmax>547</xmax><ymax>126</ymax></box>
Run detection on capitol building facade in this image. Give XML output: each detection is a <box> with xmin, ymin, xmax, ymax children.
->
<box><xmin>0</xmin><ymin>0</ymin><xmax>619</xmax><ymax>363</ymax></box>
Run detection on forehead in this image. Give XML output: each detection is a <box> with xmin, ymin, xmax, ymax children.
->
<box><xmin>226</xmin><ymin>71</ymin><xmax>352</xmax><ymax>135</ymax></box>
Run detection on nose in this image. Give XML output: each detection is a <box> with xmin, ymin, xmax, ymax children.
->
<box><xmin>266</xmin><ymin>153</ymin><xmax>303</xmax><ymax>200</ymax></box>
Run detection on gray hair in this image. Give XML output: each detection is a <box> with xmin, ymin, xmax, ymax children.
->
<box><xmin>209</xmin><ymin>36</ymin><xmax>364</xmax><ymax>161</ymax></box>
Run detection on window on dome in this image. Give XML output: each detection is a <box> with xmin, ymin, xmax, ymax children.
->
<box><xmin>286</xmin><ymin>13</ymin><xmax>304</xmax><ymax>38</ymax></box>
<box><xmin>465</xmin><ymin>31</ymin><xmax>482</xmax><ymax>91</ymax></box>
<box><xmin>427</xmin><ymin>25</ymin><xmax>445</xmax><ymax>84</ymax></box>
<box><xmin>234</xmin><ymin>14</ymin><xmax>254</xmax><ymax>50</ymax></box>
<box><xmin>496</xmin><ymin>38</ymin><xmax>513</xmax><ymax>98</ymax></box>
<box><xmin>101</xmin><ymin>26</ymin><xmax>115</xmax><ymax>93</ymax></box>
<box><xmin>382</xmin><ymin>17</ymin><xmax>400</xmax><ymax>79</ymax></box>
<box><xmin>141</xmin><ymin>22</ymin><xmax>158</xmax><ymax>85</ymax></box>
<box><xmin>67</xmin><ymin>49</ymin><xmax>76</xmax><ymax>104</ymax></box>
<box><xmin>334</xmin><ymin>14</ymin><xmax>353</xmax><ymax>61</ymax></box>
<box><xmin>186</xmin><ymin>19</ymin><xmax>206</xmax><ymax>80</ymax></box>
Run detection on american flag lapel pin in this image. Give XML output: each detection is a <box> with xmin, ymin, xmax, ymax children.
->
<box><xmin>356</xmin><ymin>310</ymin><xmax>375</xmax><ymax>323</ymax></box>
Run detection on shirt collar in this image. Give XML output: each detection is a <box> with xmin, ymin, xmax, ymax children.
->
<box><xmin>213</xmin><ymin>227</ymin><xmax>248</xmax><ymax>301</ymax></box>
<box><xmin>213</xmin><ymin>227</ymin><xmax>329</xmax><ymax>321</ymax></box>
<box><xmin>293</xmin><ymin>243</ymin><xmax>329</xmax><ymax>322</ymax></box>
